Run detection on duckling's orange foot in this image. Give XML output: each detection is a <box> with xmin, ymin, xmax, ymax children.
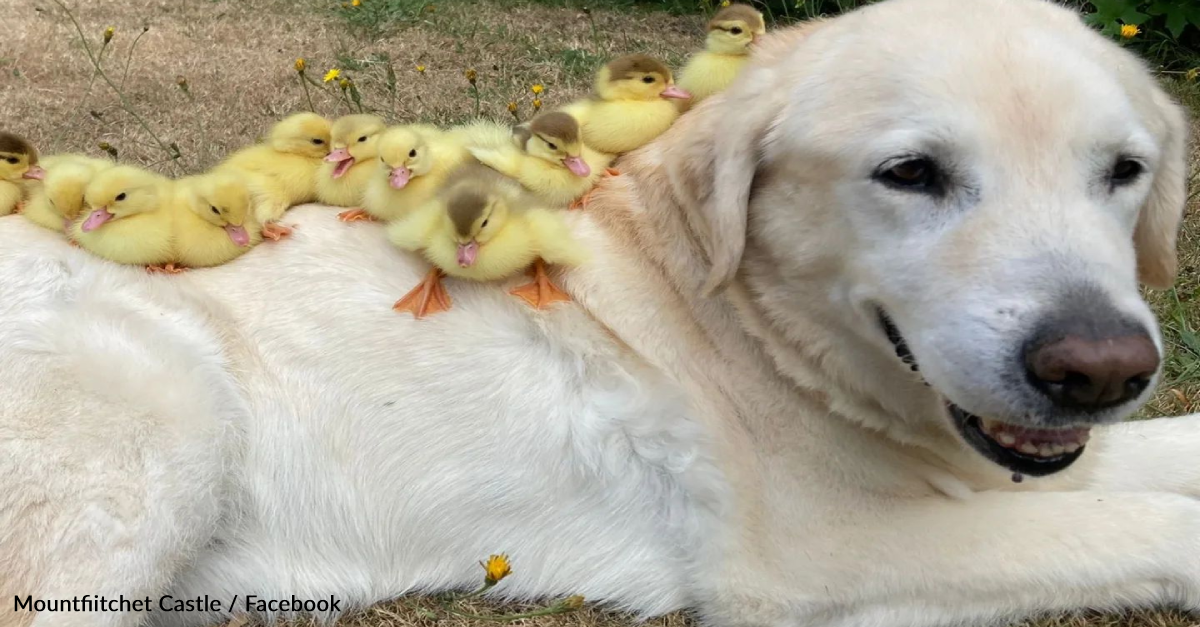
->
<box><xmin>569</xmin><ymin>189</ymin><xmax>595</xmax><ymax>211</ymax></box>
<box><xmin>338</xmin><ymin>208</ymin><xmax>376</xmax><ymax>223</ymax></box>
<box><xmin>604</xmin><ymin>168</ymin><xmax>621</xmax><ymax>177</ymax></box>
<box><xmin>394</xmin><ymin>268</ymin><xmax>452</xmax><ymax>319</ymax></box>
<box><xmin>511</xmin><ymin>260</ymin><xmax>571</xmax><ymax>310</ymax></box>
<box><xmin>146</xmin><ymin>263</ymin><xmax>186</xmax><ymax>275</ymax></box>
<box><xmin>11</xmin><ymin>201</ymin><xmax>24</xmax><ymax>215</ymax></box>
<box><xmin>261</xmin><ymin>221</ymin><xmax>294</xmax><ymax>241</ymax></box>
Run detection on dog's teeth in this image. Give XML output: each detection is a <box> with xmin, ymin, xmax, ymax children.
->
<box><xmin>981</xmin><ymin>418</ymin><xmax>1000</xmax><ymax>432</ymax></box>
<box><xmin>997</xmin><ymin>433</ymin><xmax>1016</xmax><ymax>446</ymax></box>
<box><xmin>1037</xmin><ymin>444</ymin><xmax>1057</xmax><ymax>457</ymax></box>
<box><xmin>1018</xmin><ymin>443</ymin><xmax>1039</xmax><ymax>455</ymax></box>
<box><xmin>1050</xmin><ymin>444</ymin><xmax>1065</xmax><ymax>456</ymax></box>
<box><xmin>1063</xmin><ymin>442</ymin><xmax>1081</xmax><ymax>454</ymax></box>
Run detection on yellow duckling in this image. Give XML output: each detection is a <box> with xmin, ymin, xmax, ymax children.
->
<box><xmin>388</xmin><ymin>165</ymin><xmax>586</xmax><ymax>318</ymax></box>
<box><xmin>346</xmin><ymin>124</ymin><xmax>470</xmax><ymax>223</ymax></box>
<box><xmin>316</xmin><ymin>114</ymin><xmax>387</xmax><ymax>208</ymax></box>
<box><xmin>0</xmin><ymin>132</ymin><xmax>45</xmax><ymax>216</ymax></box>
<box><xmin>218</xmin><ymin>112</ymin><xmax>332</xmax><ymax>240</ymax></box>
<box><xmin>560</xmin><ymin>54</ymin><xmax>691</xmax><ymax>155</ymax></box>
<box><xmin>71</xmin><ymin>165</ymin><xmax>175</xmax><ymax>269</ymax></box>
<box><xmin>468</xmin><ymin>112</ymin><xmax>611</xmax><ymax>208</ymax></box>
<box><xmin>22</xmin><ymin>155</ymin><xmax>114</xmax><ymax>232</ymax></box>
<box><xmin>172</xmin><ymin>171</ymin><xmax>263</xmax><ymax>268</ymax></box>
<box><xmin>677</xmin><ymin>4</ymin><xmax>765</xmax><ymax>104</ymax></box>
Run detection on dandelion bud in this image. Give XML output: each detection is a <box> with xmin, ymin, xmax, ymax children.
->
<box><xmin>175</xmin><ymin>75</ymin><xmax>188</xmax><ymax>87</ymax></box>
<box><xmin>416</xmin><ymin>64</ymin><xmax>427</xmax><ymax>74</ymax></box>
<box><xmin>103</xmin><ymin>26</ymin><xmax>115</xmax><ymax>43</ymax></box>
<box><xmin>561</xmin><ymin>595</ymin><xmax>585</xmax><ymax>610</ymax></box>
<box><xmin>1187</xmin><ymin>68</ymin><xmax>1198</xmax><ymax>82</ymax></box>
<box><xmin>294</xmin><ymin>58</ymin><xmax>306</xmax><ymax>73</ymax></box>
<box><xmin>465</xmin><ymin>68</ymin><xmax>478</xmax><ymax>84</ymax></box>
<box><xmin>98</xmin><ymin>142</ymin><xmax>118</xmax><ymax>158</ymax></box>
<box><xmin>481</xmin><ymin>554</ymin><xmax>511</xmax><ymax>585</ymax></box>
<box><xmin>532</xmin><ymin>98</ymin><xmax>542</xmax><ymax>111</ymax></box>
<box><xmin>339</xmin><ymin>78</ymin><xmax>351</xmax><ymax>90</ymax></box>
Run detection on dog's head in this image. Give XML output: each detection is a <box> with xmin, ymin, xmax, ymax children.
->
<box><xmin>673</xmin><ymin>0</ymin><xmax>1189</xmax><ymax>476</ymax></box>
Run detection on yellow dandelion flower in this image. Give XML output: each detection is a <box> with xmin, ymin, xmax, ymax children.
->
<box><xmin>416</xmin><ymin>64</ymin><xmax>427</xmax><ymax>74</ymax></box>
<box><xmin>531</xmin><ymin>84</ymin><xmax>544</xmax><ymax>95</ymax></box>
<box><xmin>1120</xmin><ymin>24</ymin><xmax>1140</xmax><ymax>39</ymax></box>
<box><xmin>720</xmin><ymin>0</ymin><xmax>730</xmax><ymax>6</ymax></box>
<box><xmin>1187</xmin><ymin>68</ymin><xmax>1199</xmax><ymax>82</ymax></box>
<box><xmin>103</xmin><ymin>26</ymin><xmax>115</xmax><ymax>43</ymax></box>
<box><xmin>532</xmin><ymin>98</ymin><xmax>543</xmax><ymax>110</ymax></box>
<box><xmin>323</xmin><ymin>68</ymin><xmax>341</xmax><ymax>83</ymax></box>
<box><xmin>481</xmin><ymin>554</ymin><xmax>512</xmax><ymax>585</ymax></box>
<box><xmin>352</xmin><ymin>0</ymin><xmax>361</xmax><ymax>6</ymax></box>
<box><xmin>465</xmin><ymin>68</ymin><xmax>478</xmax><ymax>83</ymax></box>
<box><xmin>295</xmin><ymin>58</ymin><xmax>306</xmax><ymax>73</ymax></box>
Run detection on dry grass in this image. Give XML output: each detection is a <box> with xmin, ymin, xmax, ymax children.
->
<box><xmin>2</xmin><ymin>1</ymin><xmax>1199</xmax><ymax>626</ymax></box>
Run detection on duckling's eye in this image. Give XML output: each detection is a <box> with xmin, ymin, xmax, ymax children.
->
<box><xmin>358</xmin><ymin>136</ymin><xmax>368</xmax><ymax>143</ymax></box>
<box><xmin>115</xmin><ymin>192</ymin><xmax>127</xmax><ymax>201</ymax></box>
<box><xmin>312</xmin><ymin>138</ymin><xmax>325</xmax><ymax>145</ymax></box>
<box><xmin>481</xmin><ymin>219</ymin><xmax>489</xmax><ymax>228</ymax></box>
<box><xmin>211</xmin><ymin>206</ymin><xmax>221</xmax><ymax>215</ymax></box>
<box><xmin>4</xmin><ymin>157</ymin><xmax>17</xmax><ymax>164</ymax></box>
<box><xmin>546</xmin><ymin>142</ymin><xmax>558</xmax><ymax>151</ymax></box>
<box><xmin>409</xmin><ymin>149</ymin><xmax>417</xmax><ymax>158</ymax></box>
<box><xmin>642</xmin><ymin>76</ymin><xmax>656</xmax><ymax>84</ymax></box>
<box><xmin>731</xmin><ymin>27</ymin><xmax>744</xmax><ymax>35</ymax></box>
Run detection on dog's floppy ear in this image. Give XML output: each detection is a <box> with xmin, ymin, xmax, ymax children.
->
<box><xmin>1134</xmin><ymin>88</ymin><xmax>1190</xmax><ymax>289</ymax></box>
<box><xmin>669</xmin><ymin>64</ymin><xmax>786</xmax><ymax>296</ymax></box>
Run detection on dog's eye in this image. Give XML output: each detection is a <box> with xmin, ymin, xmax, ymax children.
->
<box><xmin>642</xmin><ymin>76</ymin><xmax>656</xmax><ymax>84</ymax></box>
<box><xmin>730</xmin><ymin>27</ymin><xmax>743</xmax><ymax>35</ymax></box>
<box><xmin>409</xmin><ymin>149</ymin><xmax>417</xmax><ymax>158</ymax></box>
<box><xmin>115</xmin><ymin>192</ymin><xmax>127</xmax><ymax>201</ymax></box>
<box><xmin>312</xmin><ymin>138</ymin><xmax>325</xmax><ymax>145</ymax></box>
<box><xmin>877</xmin><ymin>158</ymin><xmax>940</xmax><ymax>192</ymax></box>
<box><xmin>1110</xmin><ymin>158</ymin><xmax>1143</xmax><ymax>186</ymax></box>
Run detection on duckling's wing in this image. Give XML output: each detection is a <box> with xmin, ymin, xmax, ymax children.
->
<box><xmin>468</xmin><ymin>144</ymin><xmax>524</xmax><ymax>180</ymax></box>
<box><xmin>525</xmin><ymin>208</ymin><xmax>587</xmax><ymax>267</ymax></box>
<box><xmin>387</xmin><ymin>200</ymin><xmax>443</xmax><ymax>252</ymax></box>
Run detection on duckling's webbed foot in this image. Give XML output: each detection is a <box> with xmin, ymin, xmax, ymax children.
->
<box><xmin>394</xmin><ymin>267</ymin><xmax>452</xmax><ymax>318</ymax></box>
<box><xmin>261</xmin><ymin>221</ymin><xmax>294</xmax><ymax>241</ymax></box>
<box><xmin>337</xmin><ymin>208</ymin><xmax>377</xmax><ymax>223</ymax></box>
<box><xmin>511</xmin><ymin>259</ymin><xmax>571</xmax><ymax>310</ymax></box>
<box><xmin>146</xmin><ymin>263</ymin><xmax>186</xmax><ymax>275</ymax></box>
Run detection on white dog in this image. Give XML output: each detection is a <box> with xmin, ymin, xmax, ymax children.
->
<box><xmin>1</xmin><ymin>0</ymin><xmax>1196</xmax><ymax>625</ymax></box>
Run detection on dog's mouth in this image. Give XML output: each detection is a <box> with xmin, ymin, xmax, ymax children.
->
<box><xmin>878</xmin><ymin>311</ymin><xmax>1088</xmax><ymax>477</ymax></box>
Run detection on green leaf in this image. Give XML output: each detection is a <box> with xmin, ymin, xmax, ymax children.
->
<box><xmin>1119</xmin><ymin>8</ymin><xmax>1150</xmax><ymax>25</ymax></box>
<box><xmin>1166</xmin><ymin>8</ymin><xmax>1187</xmax><ymax>38</ymax></box>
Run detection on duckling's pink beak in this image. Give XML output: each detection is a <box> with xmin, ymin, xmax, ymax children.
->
<box><xmin>81</xmin><ymin>206</ymin><xmax>113</xmax><ymax>232</ymax></box>
<box><xmin>660</xmin><ymin>85</ymin><xmax>691</xmax><ymax>100</ymax></box>
<box><xmin>389</xmin><ymin>166</ymin><xmax>412</xmax><ymax>189</ymax></box>
<box><xmin>325</xmin><ymin>148</ymin><xmax>355</xmax><ymax>179</ymax></box>
<box><xmin>23</xmin><ymin>166</ymin><xmax>46</xmax><ymax>180</ymax></box>
<box><xmin>562</xmin><ymin>156</ymin><xmax>590</xmax><ymax>177</ymax></box>
<box><xmin>225</xmin><ymin>224</ymin><xmax>251</xmax><ymax>247</ymax></box>
<box><xmin>456</xmin><ymin>240</ymin><xmax>479</xmax><ymax>267</ymax></box>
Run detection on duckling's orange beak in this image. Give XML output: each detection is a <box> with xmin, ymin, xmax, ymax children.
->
<box><xmin>225</xmin><ymin>224</ymin><xmax>251</xmax><ymax>247</ymax></box>
<box><xmin>325</xmin><ymin>148</ymin><xmax>355</xmax><ymax>179</ymax></box>
<box><xmin>457</xmin><ymin>240</ymin><xmax>479</xmax><ymax>267</ymax></box>
<box><xmin>660</xmin><ymin>85</ymin><xmax>691</xmax><ymax>100</ymax></box>
<box><xmin>23</xmin><ymin>166</ymin><xmax>46</xmax><ymax>180</ymax></box>
<box><xmin>562</xmin><ymin>156</ymin><xmax>590</xmax><ymax>177</ymax></box>
<box><xmin>81</xmin><ymin>206</ymin><xmax>114</xmax><ymax>232</ymax></box>
<box><xmin>389</xmin><ymin>165</ymin><xmax>412</xmax><ymax>189</ymax></box>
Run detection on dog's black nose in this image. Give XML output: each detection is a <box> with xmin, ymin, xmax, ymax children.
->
<box><xmin>1025</xmin><ymin>332</ymin><xmax>1158</xmax><ymax>412</ymax></box>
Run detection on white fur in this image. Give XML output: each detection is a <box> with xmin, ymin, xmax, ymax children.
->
<box><xmin>2</xmin><ymin>1</ymin><xmax>1198</xmax><ymax>626</ymax></box>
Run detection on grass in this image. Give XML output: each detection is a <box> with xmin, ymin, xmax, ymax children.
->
<box><xmin>1</xmin><ymin>0</ymin><xmax>1198</xmax><ymax>626</ymax></box>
